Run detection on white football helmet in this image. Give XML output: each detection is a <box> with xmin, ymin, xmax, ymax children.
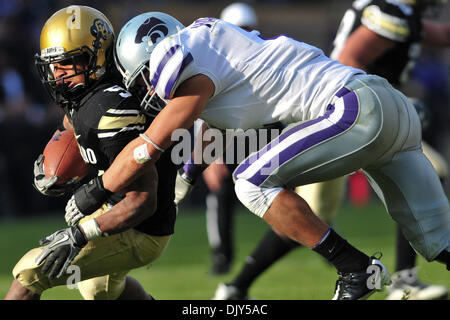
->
<box><xmin>220</xmin><ymin>2</ymin><xmax>258</xmax><ymax>29</ymax></box>
<box><xmin>114</xmin><ymin>12</ymin><xmax>184</xmax><ymax>116</ymax></box>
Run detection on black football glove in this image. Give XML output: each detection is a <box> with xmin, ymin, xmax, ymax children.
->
<box><xmin>33</xmin><ymin>154</ymin><xmax>80</xmax><ymax>197</ymax></box>
<box><xmin>67</xmin><ymin>176</ymin><xmax>112</xmax><ymax>221</ymax></box>
<box><xmin>35</xmin><ymin>226</ymin><xmax>87</xmax><ymax>279</ymax></box>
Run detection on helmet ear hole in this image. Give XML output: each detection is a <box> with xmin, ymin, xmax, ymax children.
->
<box><xmin>92</xmin><ymin>39</ymin><xmax>102</xmax><ymax>49</ymax></box>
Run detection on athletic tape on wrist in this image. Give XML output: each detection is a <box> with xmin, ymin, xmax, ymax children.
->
<box><xmin>134</xmin><ymin>144</ymin><xmax>151</xmax><ymax>164</ymax></box>
<box><xmin>79</xmin><ymin>219</ymin><xmax>103</xmax><ymax>240</ymax></box>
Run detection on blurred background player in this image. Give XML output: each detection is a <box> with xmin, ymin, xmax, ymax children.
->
<box><xmin>214</xmin><ymin>0</ymin><xmax>450</xmax><ymax>300</ymax></box>
<box><xmin>202</xmin><ymin>2</ymin><xmax>260</xmax><ymax>275</ymax></box>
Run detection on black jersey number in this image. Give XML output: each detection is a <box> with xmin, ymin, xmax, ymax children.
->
<box><xmin>79</xmin><ymin>145</ymin><xmax>98</xmax><ymax>164</ymax></box>
<box><xmin>104</xmin><ymin>85</ymin><xmax>132</xmax><ymax>98</ymax></box>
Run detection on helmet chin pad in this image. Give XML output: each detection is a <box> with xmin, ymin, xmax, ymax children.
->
<box><xmin>59</xmin><ymin>82</ymin><xmax>88</xmax><ymax>101</ymax></box>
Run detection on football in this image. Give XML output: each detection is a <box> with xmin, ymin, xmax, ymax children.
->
<box><xmin>43</xmin><ymin>128</ymin><xmax>89</xmax><ymax>185</ymax></box>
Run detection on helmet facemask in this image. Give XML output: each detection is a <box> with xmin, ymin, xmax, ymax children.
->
<box><xmin>35</xmin><ymin>46</ymin><xmax>101</xmax><ymax>106</ymax></box>
<box><xmin>126</xmin><ymin>62</ymin><xmax>166</xmax><ymax>118</ymax></box>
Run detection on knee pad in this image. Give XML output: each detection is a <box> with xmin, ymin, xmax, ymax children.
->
<box><xmin>234</xmin><ymin>178</ymin><xmax>283</xmax><ymax>218</ymax></box>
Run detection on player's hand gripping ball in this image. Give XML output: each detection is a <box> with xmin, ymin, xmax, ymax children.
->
<box><xmin>33</xmin><ymin>129</ymin><xmax>89</xmax><ymax>197</ymax></box>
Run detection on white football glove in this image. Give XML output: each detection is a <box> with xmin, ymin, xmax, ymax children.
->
<box><xmin>65</xmin><ymin>195</ymin><xmax>85</xmax><ymax>226</ymax></box>
<box><xmin>33</xmin><ymin>154</ymin><xmax>79</xmax><ymax>197</ymax></box>
<box><xmin>174</xmin><ymin>170</ymin><xmax>195</xmax><ymax>205</ymax></box>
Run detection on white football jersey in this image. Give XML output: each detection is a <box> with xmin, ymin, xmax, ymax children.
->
<box><xmin>149</xmin><ymin>18</ymin><xmax>365</xmax><ymax>129</ymax></box>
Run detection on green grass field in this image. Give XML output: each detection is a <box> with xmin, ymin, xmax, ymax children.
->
<box><xmin>0</xmin><ymin>200</ymin><xmax>449</xmax><ymax>300</ymax></box>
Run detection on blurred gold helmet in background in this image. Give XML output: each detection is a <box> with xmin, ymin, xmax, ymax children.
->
<box><xmin>35</xmin><ymin>6</ymin><xmax>114</xmax><ymax>105</ymax></box>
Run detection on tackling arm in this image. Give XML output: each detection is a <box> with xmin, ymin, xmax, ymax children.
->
<box><xmin>102</xmin><ymin>74</ymin><xmax>215</xmax><ymax>193</ymax></box>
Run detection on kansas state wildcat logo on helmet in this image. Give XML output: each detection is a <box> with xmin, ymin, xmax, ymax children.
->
<box><xmin>114</xmin><ymin>12</ymin><xmax>184</xmax><ymax>116</ymax></box>
<box><xmin>135</xmin><ymin>17</ymin><xmax>169</xmax><ymax>45</ymax></box>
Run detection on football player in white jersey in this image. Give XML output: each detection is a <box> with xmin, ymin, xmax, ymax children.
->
<box><xmin>65</xmin><ymin>12</ymin><xmax>450</xmax><ymax>300</ymax></box>
<box><xmin>215</xmin><ymin>0</ymin><xmax>450</xmax><ymax>300</ymax></box>
<box><xmin>213</xmin><ymin>2</ymin><xmax>345</xmax><ymax>299</ymax></box>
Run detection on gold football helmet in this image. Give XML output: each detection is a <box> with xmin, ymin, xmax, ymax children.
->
<box><xmin>35</xmin><ymin>6</ymin><xmax>114</xmax><ymax>105</ymax></box>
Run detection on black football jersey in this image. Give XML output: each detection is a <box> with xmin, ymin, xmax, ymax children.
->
<box><xmin>330</xmin><ymin>0</ymin><xmax>423</xmax><ymax>86</ymax></box>
<box><xmin>65</xmin><ymin>80</ymin><xmax>177</xmax><ymax>236</ymax></box>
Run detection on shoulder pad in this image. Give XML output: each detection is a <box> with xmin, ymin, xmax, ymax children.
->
<box><xmin>362</xmin><ymin>3</ymin><xmax>411</xmax><ymax>42</ymax></box>
<box><xmin>149</xmin><ymin>36</ymin><xmax>194</xmax><ymax>100</ymax></box>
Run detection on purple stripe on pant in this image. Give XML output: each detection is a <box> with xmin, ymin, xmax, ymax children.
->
<box><xmin>233</xmin><ymin>87</ymin><xmax>359</xmax><ymax>186</ymax></box>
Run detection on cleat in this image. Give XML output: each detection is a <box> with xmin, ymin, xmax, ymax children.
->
<box><xmin>386</xmin><ymin>267</ymin><xmax>449</xmax><ymax>300</ymax></box>
<box><xmin>212</xmin><ymin>283</ymin><xmax>249</xmax><ymax>300</ymax></box>
<box><xmin>332</xmin><ymin>254</ymin><xmax>391</xmax><ymax>300</ymax></box>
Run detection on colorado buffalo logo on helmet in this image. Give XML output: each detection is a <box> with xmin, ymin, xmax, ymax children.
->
<box><xmin>90</xmin><ymin>18</ymin><xmax>112</xmax><ymax>41</ymax></box>
<box><xmin>135</xmin><ymin>17</ymin><xmax>168</xmax><ymax>45</ymax></box>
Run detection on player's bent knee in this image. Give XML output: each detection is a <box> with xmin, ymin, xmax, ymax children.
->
<box><xmin>12</xmin><ymin>248</ymin><xmax>51</xmax><ymax>294</ymax></box>
<box><xmin>234</xmin><ymin>178</ymin><xmax>283</xmax><ymax>218</ymax></box>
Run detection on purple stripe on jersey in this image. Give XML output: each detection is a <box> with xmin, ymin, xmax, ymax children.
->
<box><xmin>234</xmin><ymin>89</ymin><xmax>359</xmax><ymax>186</ymax></box>
<box><xmin>164</xmin><ymin>52</ymin><xmax>193</xmax><ymax>99</ymax></box>
<box><xmin>150</xmin><ymin>44</ymin><xmax>180</xmax><ymax>90</ymax></box>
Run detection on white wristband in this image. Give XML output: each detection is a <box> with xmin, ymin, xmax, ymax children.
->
<box><xmin>79</xmin><ymin>219</ymin><xmax>103</xmax><ymax>240</ymax></box>
<box><xmin>139</xmin><ymin>133</ymin><xmax>165</xmax><ymax>152</ymax></box>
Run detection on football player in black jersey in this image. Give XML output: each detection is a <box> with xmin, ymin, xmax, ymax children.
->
<box><xmin>213</xmin><ymin>0</ymin><xmax>450</xmax><ymax>300</ymax></box>
<box><xmin>4</xmin><ymin>6</ymin><xmax>177</xmax><ymax>300</ymax></box>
